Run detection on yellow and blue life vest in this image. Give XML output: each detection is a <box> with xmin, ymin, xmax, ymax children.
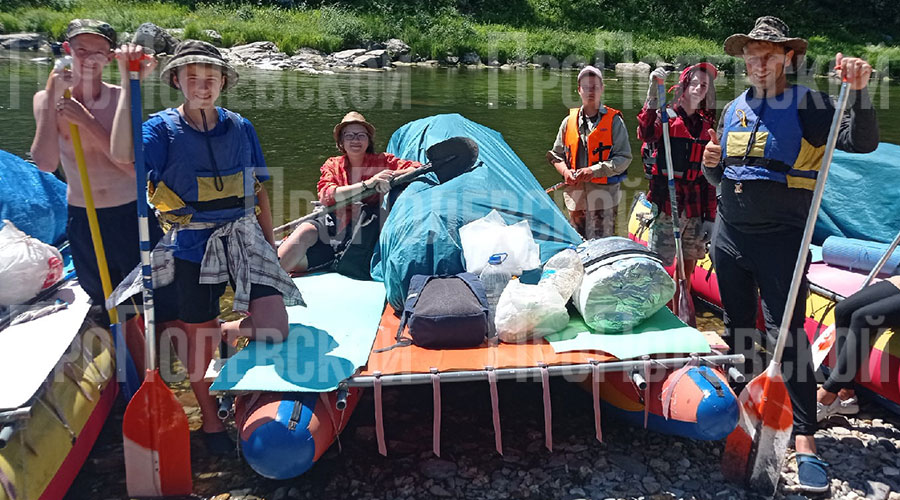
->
<box><xmin>147</xmin><ymin>107</ymin><xmax>258</xmax><ymax>226</ymax></box>
<box><xmin>721</xmin><ymin>85</ymin><xmax>824</xmax><ymax>191</ymax></box>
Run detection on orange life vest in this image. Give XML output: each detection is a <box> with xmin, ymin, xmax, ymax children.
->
<box><xmin>563</xmin><ymin>106</ymin><xmax>626</xmax><ymax>184</ymax></box>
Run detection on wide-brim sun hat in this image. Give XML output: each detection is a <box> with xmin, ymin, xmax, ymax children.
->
<box><xmin>333</xmin><ymin>111</ymin><xmax>376</xmax><ymax>150</ymax></box>
<box><xmin>724</xmin><ymin>16</ymin><xmax>808</xmax><ymax>57</ymax></box>
<box><xmin>159</xmin><ymin>39</ymin><xmax>239</xmax><ymax>91</ymax></box>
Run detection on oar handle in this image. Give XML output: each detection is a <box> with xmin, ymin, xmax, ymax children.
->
<box><xmin>861</xmin><ymin>230</ymin><xmax>900</xmax><ymax>287</ymax></box>
<box><xmin>657</xmin><ymin>82</ymin><xmax>687</xmax><ymax>282</ymax></box>
<box><xmin>771</xmin><ymin>81</ymin><xmax>851</xmax><ymax>364</ymax></box>
<box><xmin>545</xmin><ymin>181</ymin><xmax>565</xmax><ymax>193</ymax></box>
<box><xmin>64</xmin><ymin>88</ymin><xmax>119</xmax><ymax>325</ymax></box>
<box><xmin>129</xmin><ymin>70</ymin><xmax>157</xmax><ymax>373</ymax></box>
<box><xmin>273</xmin><ymin>158</ymin><xmax>436</xmax><ymax>236</ymax></box>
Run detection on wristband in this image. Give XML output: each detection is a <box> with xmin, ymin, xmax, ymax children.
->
<box><xmin>361</xmin><ymin>180</ymin><xmax>369</xmax><ymax>190</ymax></box>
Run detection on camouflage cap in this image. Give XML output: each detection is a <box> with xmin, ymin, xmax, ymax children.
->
<box><xmin>65</xmin><ymin>19</ymin><xmax>117</xmax><ymax>46</ymax></box>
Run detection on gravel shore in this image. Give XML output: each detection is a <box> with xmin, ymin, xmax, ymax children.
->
<box><xmin>67</xmin><ymin>370</ymin><xmax>900</xmax><ymax>500</ymax></box>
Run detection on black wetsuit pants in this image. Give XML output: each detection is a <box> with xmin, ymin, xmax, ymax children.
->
<box><xmin>712</xmin><ymin>221</ymin><xmax>817</xmax><ymax>436</ymax></box>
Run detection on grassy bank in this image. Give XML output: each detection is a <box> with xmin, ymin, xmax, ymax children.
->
<box><xmin>1</xmin><ymin>0</ymin><xmax>898</xmax><ymax>76</ymax></box>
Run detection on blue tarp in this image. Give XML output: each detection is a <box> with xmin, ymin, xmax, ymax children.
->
<box><xmin>815</xmin><ymin>143</ymin><xmax>900</xmax><ymax>245</ymax></box>
<box><xmin>372</xmin><ymin>114</ymin><xmax>582</xmax><ymax>311</ymax></box>
<box><xmin>0</xmin><ymin>150</ymin><xmax>67</xmax><ymax>245</ymax></box>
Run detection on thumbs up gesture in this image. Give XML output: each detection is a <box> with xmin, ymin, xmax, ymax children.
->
<box><xmin>702</xmin><ymin>128</ymin><xmax>722</xmax><ymax>168</ymax></box>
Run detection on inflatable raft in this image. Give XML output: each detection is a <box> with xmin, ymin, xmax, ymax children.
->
<box><xmin>212</xmin><ymin>115</ymin><xmax>743</xmax><ymax>480</ymax></box>
<box><xmin>627</xmin><ymin>143</ymin><xmax>900</xmax><ymax>413</ymax></box>
<box><xmin>0</xmin><ymin>151</ymin><xmax>120</xmax><ymax>500</ymax></box>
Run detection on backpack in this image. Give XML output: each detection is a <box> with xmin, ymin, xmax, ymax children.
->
<box><xmin>377</xmin><ymin>272</ymin><xmax>490</xmax><ymax>351</ymax></box>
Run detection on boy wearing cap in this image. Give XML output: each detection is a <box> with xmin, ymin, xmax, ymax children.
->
<box><xmin>111</xmin><ymin>41</ymin><xmax>304</xmax><ymax>454</ymax></box>
<box><xmin>637</xmin><ymin>63</ymin><xmax>718</xmax><ymax>297</ymax></box>
<box><xmin>701</xmin><ymin>16</ymin><xmax>878</xmax><ymax>493</ymax></box>
<box><xmin>30</xmin><ymin>19</ymin><xmax>176</xmax><ymax>374</ymax></box>
<box><xmin>547</xmin><ymin>65</ymin><xmax>632</xmax><ymax>239</ymax></box>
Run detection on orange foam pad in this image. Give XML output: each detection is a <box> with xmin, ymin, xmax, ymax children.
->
<box><xmin>359</xmin><ymin>305</ymin><xmax>616</xmax><ymax>376</ymax></box>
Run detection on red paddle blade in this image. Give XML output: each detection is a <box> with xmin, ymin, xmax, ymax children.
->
<box><xmin>123</xmin><ymin>369</ymin><xmax>192</xmax><ymax>497</ymax></box>
<box><xmin>721</xmin><ymin>362</ymin><xmax>793</xmax><ymax>494</ymax></box>
<box><xmin>811</xmin><ymin>324</ymin><xmax>837</xmax><ymax>371</ymax></box>
<box><xmin>672</xmin><ymin>278</ymin><xmax>697</xmax><ymax>327</ymax></box>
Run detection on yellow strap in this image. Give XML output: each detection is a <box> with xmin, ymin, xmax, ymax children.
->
<box><xmin>65</xmin><ymin>90</ymin><xmax>118</xmax><ymax>325</ymax></box>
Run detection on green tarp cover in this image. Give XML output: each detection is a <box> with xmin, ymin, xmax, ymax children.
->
<box><xmin>544</xmin><ymin>308</ymin><xmax>711</xmax><ymax>360</ymax></box>
<box><xmin>210</xmin><ymin>273</ymin><xmax>386</xmax><ymax>393</ymax></box>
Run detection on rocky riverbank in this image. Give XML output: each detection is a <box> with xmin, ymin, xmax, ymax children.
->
<box><xmin>0</xmin><ymin>23</ymin><xmax>668</xmax><ymax>77</ymax></box>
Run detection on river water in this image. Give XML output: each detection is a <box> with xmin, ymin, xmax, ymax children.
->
<box><xmin>2</xmin><ymin>59</ymin><xmax>897</xmax><ymax>228</ymax></box>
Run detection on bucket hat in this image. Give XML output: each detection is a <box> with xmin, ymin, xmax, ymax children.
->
<box><xmin>333</xmin><ymin>111</ymin><xmax>376</xmax><ymax>151</ymax></box>
<box><xmin>724</xmin><ymin>16</ymin><xmax>808</xmax><ymax>57</ymax></box>
<box><xmin>159</xmin><ymin>40</ymin><xmax>239</xmax><ymax>91</ymax></box>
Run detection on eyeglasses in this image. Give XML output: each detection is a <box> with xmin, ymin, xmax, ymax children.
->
<box><xmin>342</xmin><ymin>132</ymin><xmax>368</xmax><ymax>142</ymax></box>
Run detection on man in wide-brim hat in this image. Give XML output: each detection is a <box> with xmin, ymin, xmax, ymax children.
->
<box><xmin>701</xmin><ymin>15</ymin><xmax>879</xmax><ymax>494</ymax></box>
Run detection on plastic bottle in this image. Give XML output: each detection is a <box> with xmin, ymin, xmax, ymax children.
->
<box><xmin>538</xmin><ymin>245</ymin><xmax>585</xmax><ymax>301</ymax></box>
<box><xmin>480</xmin><ymin>252</ymin><xmax>512</xmax><ymax>337</ymax></box>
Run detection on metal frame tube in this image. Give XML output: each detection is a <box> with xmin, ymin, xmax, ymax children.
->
<box><xmin>346</xmin><ymin>354</ymin><xmax>744</xmax><ymax>387</ymax></box>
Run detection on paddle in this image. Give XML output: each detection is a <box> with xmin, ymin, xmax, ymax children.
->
<box><xmin>55</xmin><ymin>55</ymin><xmax>140</xmax><ymax>400</ymax></box>
<box><xmin>121</xmin><ymin>54</ymin><xmax>193</xmax><ymax>497</ymax></box>
<box><xmin>657</xmin><ymin>81</ymin><xmax>696</xmax><ymax>327</ymax></box>
<box><xmin>721</xmin><ymin>78</ymin><xmax>852</xmax><ymax>495</ymax></box>
<box><xmin>273</xmin><ymin>136</ymin><xmax>479</xmax><ymax>237</ymax></box>
<box><xmin>545</xmin><ymin>181</ymin><xmax>565</xmax><ymax>194</ymax></box>
<box><xmin>811</xmin><ymin>229</ymin><xmax>900</xmax><ymax>370</ymax></box>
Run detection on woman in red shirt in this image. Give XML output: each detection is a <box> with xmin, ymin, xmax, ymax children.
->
<box><xmin>278</xmin><ymin>111</ymin><xmax>420</xmax><ymax>277</ymax></box>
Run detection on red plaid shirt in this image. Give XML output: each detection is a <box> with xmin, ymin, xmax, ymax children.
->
<box><xmin>637</xmin><ymin>104</ymin><xmax>717</xmax><ymax>220</ymax></box>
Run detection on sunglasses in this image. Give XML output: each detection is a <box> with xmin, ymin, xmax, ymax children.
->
<box><xmin>342</xmin><ymin>132</ymin><xmax>369</xmax><ymax>142</ymax></box>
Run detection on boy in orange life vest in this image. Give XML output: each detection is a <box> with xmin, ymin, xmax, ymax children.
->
<box><xmin>547</xmin><ymin>65</ymin><xmax>632</xmax><ymax>238</ymax></box>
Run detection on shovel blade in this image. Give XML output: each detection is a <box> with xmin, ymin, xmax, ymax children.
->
<box><xmin>722</xmin><ymin>362</ymin><xmax>793</xmax><ymax>494</ymax></box>
<box><xmin>425</xmin><ymin>136</ymin><xmax>479</xmax><ymax>183</ymax></box>
<box><xmin>124</xmin><ymin>369</ymin><xmax>192</xmax><ymax>497</ymax></box>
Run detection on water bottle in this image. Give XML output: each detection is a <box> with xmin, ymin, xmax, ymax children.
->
<box><xmin>539</xmin><ymin>245</ymin><xmax>584</xmax><ymax>301</ymax></box>
<box><xmin>480</xmin><ymin>253</ymin><xmax>512</xmax><ymax>337</ymax></box>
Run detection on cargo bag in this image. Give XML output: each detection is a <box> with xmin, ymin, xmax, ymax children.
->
<box><xmin>377</xmin><ymin>272</ymin><xmax>490</xmax><ymax>351</ymax></box>
<box><xmin>573</xmin><ymin>237</ymin><xmax>675</xmax><ymax>333</ymax></box>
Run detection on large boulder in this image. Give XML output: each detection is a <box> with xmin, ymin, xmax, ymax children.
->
<box><xmin>332</xmin><ymin>48</ymin><xmax>366</xmax><ymax>61</ymax></box>
<box><xmin>461</xmin><ymin>52</ymin><xmax>481</xmax><ymax>65</ymax></box>
<box><xmin>0</xmin><ymin>33</ymin><xmax>48</xmax><ymax>51</ymax></box>
<box><xmin>227</xmin><ymin>41</ymin><xmax>286</xmax><ymax>65</ymax></box>
<box><xmin>614</xmin><ymin>62</ymin><xmax>651</xmax><ymax>76</ymax></box>
<box><xmin>353</xmin><ymin>49</ymin><xmax>388</xmax><ymax>68</ymax></box>
<box><xmin>132</xmin><ymin>23</ymin><xmax>179</xmax><ymax>55</ymax></box>
<box><xmin>204</xmin><ymin>29</ymin><xmax>222</xmax><ymax>45</ymax></box>
<box><xmin>291</xmin><ymin>47</ymin><xmax>326</xmax><ymax>67</ymax></box>
<box><xmin>384</xmin><ymin>38</ymin><xmax>410</xmax><ymax>60</ymax></box>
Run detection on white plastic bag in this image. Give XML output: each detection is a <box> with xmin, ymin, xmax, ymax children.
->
<box><xmin>495</xmin><ymin>280</ymin><xmax>569</xmax><ymax>343</ymax></box>
<box><xmin>0</xmin><ymin>220</ymin><xmax>64</xmax><ymax>305</ymax></box>
<box><xmin>459</xmin><ymin>210</ymin><xmax>541</xmax><ymax>276</ymax></box>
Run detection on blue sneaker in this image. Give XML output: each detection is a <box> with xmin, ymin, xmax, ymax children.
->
<box><xmin>796</xmin><ymin>453</ymin><xmax>830</xmax><ymax>494</ymax></box>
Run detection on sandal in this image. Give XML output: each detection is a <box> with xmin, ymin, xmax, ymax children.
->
<box><xmin>795</xmin><ymin>453</ymin><xmax>830</xmax><ymax>494</ymax></box>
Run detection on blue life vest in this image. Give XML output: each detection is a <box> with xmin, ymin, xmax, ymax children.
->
<box><xmin>720</xmin><ymin>85</ymin><xmax>824</xmax><ymax>191</ymax></box>
<box><xmin>147</xmin><ymin>107</ymin><xmax>257</xmax><ymax>225</ymax></box>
